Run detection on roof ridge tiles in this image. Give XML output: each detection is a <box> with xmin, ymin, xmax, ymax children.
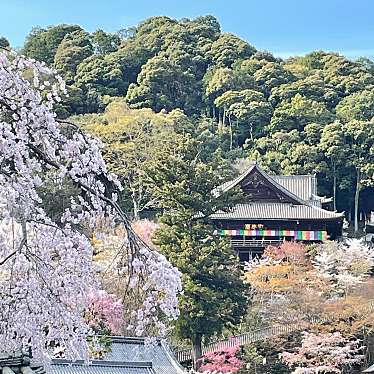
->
<box><xmin>51</xmin><ymin>359</ymin><xmax>153</xmax><ymax>368</ymax></box>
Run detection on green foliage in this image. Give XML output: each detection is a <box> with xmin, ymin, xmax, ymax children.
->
<box><xmin>268</xmin><ymin>94</ymin><xmax>334</xmax><ymax>133</ymax></box>
<box><xmin>149</xmin><ymin>136</ymin><xmax>247</xmax><ymax>361</ymax></box>
<box><xmin>74</xmin><ymin>99</ymin><xmax>191</xmax><ymax>219</ymax></box>
<box><xmin>126</xmin><ymin>55</ymin><xmax>200</xmax><ymax>114</ymax></box>
<box><xmin>343</xmin><ymin>120</ymin><xmax>374</xmax><ymax>186</ymax></box>
<box><xmin>269</xmin><ymin>72</ymin><xmax>338</xmax><ymax>108</ymax></box>
<box><xmin>215</xmin><ymin>89</ymin><xmax>273</xmax><ymax>143</ymax></box>
<box><xmin>239</xmin><ymin>344</ymin><xmax>264</xmax><ymax>373</ymax></box>
<box><xmin>14</xmin><ymin>15</ymin><xmax>374</xmax><ymax>220</ymax></box>
<box><xmin>23</xmin><ymin>24</ymin><xmax>82</xmax><ymax>64</ymax></box>
<box><xmin>253</xmin><ymin>62</ymin><xmax>296</xmax><ymax>96</ymax></box>
<box><xmin>54</xmin><ymin>30</ymin><xmax>93</xmax><ymax>84</ymax></box>
<box><xmin>155</xmin><ymin>219</ymin><xmax>247</xmax><ymax>341</ymax></box>
<box><xmin>108</xmin><ymin>39</ymin><xmax>152</xmax><ymax>84</ymax></box>
<box><xmin>134</xmin><ymin>16</ymin><xmax>178</xmax><ymax>55</ymax></box>
<box><xmin>204</xmin><ymin>67</ymin><xmax>238</xmax><ymax>102</ymax></box>
<box><xmin>209</xmin><ymin>33</ymin><xmax>256</xmax><ymax>67</ymax></box>
<box><xmin>91</xmin><ymin>29</ymin><xmax>120</xmax><ymax>55</ymax></box>
<box><xmin>37</xmin><ymin>173</ymin><xmax>81</xmax><ymax>224</ymax></box>
<box><xmin>336</xmin><ymin>89</ymin><xmax>374</xmax><ymax>121</ymax></box>
<box><xmin>239</xmin><ymin>339</ymin><xmax>291</xmax><ymax>374</ymax></box>
<box><xmin>0</xmin><ymin>37</ymin><xmax>10</xmax><ymax>48</ymax></box>
<box><xmin>75</xmin><ymin>55</ymin><xmax>126</xmax><ymax>96</ymax></box>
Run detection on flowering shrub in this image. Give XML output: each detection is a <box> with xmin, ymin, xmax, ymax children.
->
<box><xmin>199</xmin><ymin>344</ymin><xmax>244</xmax><ymax>373</ymax></box>
<box><xmin>313</xmin><ymin>239</ymin><xmax>374</xmax><ymax>295</ymax></box>
<box><xmin>265</xmin><ymin>241</ymin><xmax>308</xmax><ymax>264</ymax></box>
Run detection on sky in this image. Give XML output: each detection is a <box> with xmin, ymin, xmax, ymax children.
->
<box><xmin>1</xmin><ymin>0</ymin><xmax>374</xmax><ymax>59</ymax></box>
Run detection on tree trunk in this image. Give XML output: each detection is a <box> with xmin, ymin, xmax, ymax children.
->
<box><xmin>133</xmin><ymin>199</ymin><xmax>139</xmax><ymax>221</ymax></box>
<box><xmin>354</xmin><ymin>168</ymin><xmax>361</xmax><ymax>234</ymax></box>
<box><xmin>249</xmin><ymin>123</ymin><xmax>253</xmax><ymax>141</ymax></box>
<box><xmin>333</xmin><ymin>161</ymin><xmax>337</xmax><ymax>211</ymax></box>
<box><xmin>365</xmin><ymin>332</ymin><xmax>374</xmax><ymax>368</ymax></box>
<box><xmin>191</xmin><ymin>335</ymin><xmax>203</xmax><ymax>370</ymax></box>
<box><xmin>228</xmin><ymin>114</ymin><xmax>233</xmax><ymax>151</ymax></box>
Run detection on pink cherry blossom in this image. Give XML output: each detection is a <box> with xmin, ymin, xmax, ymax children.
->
<box><xmin>86</xmin><ymin>289</ymin><xmax>124</xmax><ymax>335</ymax></box>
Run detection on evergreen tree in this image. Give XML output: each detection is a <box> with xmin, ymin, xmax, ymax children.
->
<box><xmin>22</xmin><ymin>24</ymin><xmax>82</xmax><ymax>65</ymax></box>
<box><xmin>149</xmin><ymin>136</ymin><xmax>248</xmax><ymax>369</ymax></box>
<box><xmin>0</xmin><ymin>36</ymin><xmax>10</xmax><ymax>48</ymax></box>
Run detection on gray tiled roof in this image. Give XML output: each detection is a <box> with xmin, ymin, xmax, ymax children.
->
<box><xmin>104</xmin><ymin>338</ymin><xmax>184</xmax><ymax>374</ymax></box>
<box><xmin>272</xmin><ymin>175</ymin><xmax>317</xmax><ymax>202</ymax></box>
<box><xmin>218</xmin><ymin>163</ymin><xmax>307</xmax><ymax>206</ymax></box>
<box><xmin>51</xmin><ymin>362</ymin><xmax>155</xmax><ymax>374</ymax></box>
<box><xmin>50</xmin><ymin>338</ymin><xmax>184</xmax><ymax>374</ymax></box>
<box><xmin>210</xmin><ymin>203</ymin><xmax>344</xmax><ymax>220</ymax></box>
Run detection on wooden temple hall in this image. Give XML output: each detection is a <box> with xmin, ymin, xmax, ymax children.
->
<box><xmin>211</xmin><ymin>163</ymin><xmax>344</xmax><ymax>262</ymax></box>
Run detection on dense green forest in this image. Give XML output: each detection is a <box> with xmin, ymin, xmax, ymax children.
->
<box><xmin>5</xmin><ymin>15</ymin><xmax>374</xmax><ymax>227</ymax></box>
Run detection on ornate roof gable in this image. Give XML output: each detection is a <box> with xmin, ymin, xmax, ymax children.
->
<box><xmin>219</xmin><ymin>163</ymin><xmax>309</xmax><ymax>206</ymax></box>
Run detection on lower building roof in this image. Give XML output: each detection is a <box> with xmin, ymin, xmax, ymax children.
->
<box><xmin>51</xmin><ymin>362</ymin><xmax>155</xmax><ymax>374</ymax></box>
<box><xmin>50</xmin><ymin>337</ymin><xmax>184</xmax><ymax>374</ymax></box>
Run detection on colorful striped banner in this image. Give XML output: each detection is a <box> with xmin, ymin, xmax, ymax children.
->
<box><xmin>219</xmin><ymin>229</ymin><xmax>328</xmax><ymax>241</ymax></box>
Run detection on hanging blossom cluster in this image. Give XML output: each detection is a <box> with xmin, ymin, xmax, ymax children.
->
<box><xmin>0</xmin><ymin>50</ymin><xmax>181</xmax><ymax>363</ymax></box>
<box><xmin>92</xmin><ymin>228</ymin><xmax>181</xmax><ymax>338</ymax></box>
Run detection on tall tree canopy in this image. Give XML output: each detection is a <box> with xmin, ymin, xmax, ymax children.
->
<box><xmin>23</xmin><ymin>24</ymin><xmax>82</xmax><ymax>65</ymax></box>
<box><xmin>54</xmin><ymin>29</ymin><xmax>94</xmax><ymax>84</ymax></box>
<box><xmin>15</xmin><ymin>14</ymin><xmax>374</xmax><ymax>222</ymax></box>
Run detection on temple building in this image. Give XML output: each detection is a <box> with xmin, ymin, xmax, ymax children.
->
<box><xmin>212</xmin><ymin>163</ymin><xmax>344</xmax><ymax>261</ymax></box>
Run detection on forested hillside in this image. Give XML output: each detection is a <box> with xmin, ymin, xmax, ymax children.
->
<box><xmin>8</xmin><ymin>15</ymin><xmax>374</xmax><ymax>225</ymax></box>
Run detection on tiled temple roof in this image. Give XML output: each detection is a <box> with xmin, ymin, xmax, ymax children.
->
<box><xmin>210</xmin><ymin>203</ymin><xmax>344</xmax><ymax>220</ymax></box>
<box><xmin>272</xmin><ymin>175</ymin><xmax>316</xmax><ymax>202</ymax></box>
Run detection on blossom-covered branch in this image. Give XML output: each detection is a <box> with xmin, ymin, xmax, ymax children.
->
<box><xmin>0</xmin><ymin>50</ymin><xmax>181</xmax><ymax>363</ymax></box>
